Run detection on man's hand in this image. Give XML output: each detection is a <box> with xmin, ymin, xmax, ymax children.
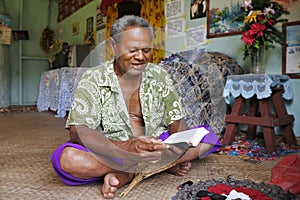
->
<box><xmin>124</xmin><ymin>136</ymin><xmax>169</xmax><ymax>153</ymax></box>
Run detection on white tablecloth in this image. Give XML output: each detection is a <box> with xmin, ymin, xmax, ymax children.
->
<box><xmin>223</xmin><ymin>74</ymin><xmax>294</xmax><ymax>104</ymax></box>
<box><xmin>37</xmin><ymin>67</ymin><xmax>89</xmax><ymax>117</ymax></box>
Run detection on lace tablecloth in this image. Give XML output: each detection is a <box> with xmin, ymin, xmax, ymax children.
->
<box><xmin>223</xmin><ymin>74</ymin><xmax>294</xmax><ymax>104</ymax></box>
<box><xmin>37</xmin><ymin>67</ymin><xmax>89</xmax><ymax>117</ymax></box>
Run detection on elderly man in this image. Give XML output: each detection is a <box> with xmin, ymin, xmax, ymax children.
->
<box><xmin>51</xmin><ymin>15</ymin><xmax>220</xmax><ymax>199</ymax></box>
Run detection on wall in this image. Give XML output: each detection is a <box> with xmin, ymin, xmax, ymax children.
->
<box><xmin>4</xmin><ymin>0</ymin><xmax>58</xmax><ymax>105</ymax></box>
<box><xmin>57</xmin><ymin>1</ymin><xmax>100</xmax><ymax>46</ymax></box>
<box><xmin>165</xmin><ymin>0</ymin><xmax>300</xmax><ymax>136</ymax></box>
<box><xmin>0</xmin><ymin>0</ymin><xmax>10</xmax><ymax>107</ymax></box>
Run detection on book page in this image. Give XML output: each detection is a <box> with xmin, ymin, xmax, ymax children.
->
<box><xmin>162</xmin><ymin>127</ymin><xmax>209</xmax><ymax>146</ymax></box>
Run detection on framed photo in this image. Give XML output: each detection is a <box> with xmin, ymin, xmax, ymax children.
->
<box><xmin>190</xmin><ymin>0</ymin><xmax>207</xmax><ymax>20</ymax></box>
<box><xmin>86</xmin><ymin>17</ymin><xmax>93</xmax><ymax>34</ymax></box>
<box><xmin>12</xmin><ymin>30</ymin><xmax>29</xmax><ymax>40</ymax></box>
<box><xmin>96</xmin><ymin>4</ymin><xmax>106</xmax><ymax>30</ymax></box>
<box><xmin>206</xmin><ymin>0</ymin><xmax>243</xmax><ymax>38</ymax></box>
<box><xmin>72</xmin><ymin>22</ymin><xmax>79</xmax><ymax>36</ymax></box>
<box><xmin>282</xmin><ymin>20</ymin><xmax>300</xmax><ymax>78</ymax></box>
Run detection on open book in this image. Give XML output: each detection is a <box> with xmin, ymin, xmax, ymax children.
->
<box><xmin>120</xmin><ymin>127</ymin><xmax>209</xmax><ymax>197</ymax></box>
<box><xmin>162</xmin><ymin>127</ymin><xmax>209</xmax><ymax>147</ymax></box>
<box><xmin>120</xmin><ymin>127</ymin><xmax>210</xmax><ymax>197</ymax></box>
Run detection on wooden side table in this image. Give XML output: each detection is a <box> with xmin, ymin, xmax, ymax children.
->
<box><xmin>222</xmin><ymin>74</ymin><xmax>297</xmax><ymax>153</ymax></box>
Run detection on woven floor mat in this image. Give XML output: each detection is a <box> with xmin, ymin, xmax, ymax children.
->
<box><xmin>0</xmin><ymin>112</ymin><xmax>297</xmax><ymax>199</ymax></box>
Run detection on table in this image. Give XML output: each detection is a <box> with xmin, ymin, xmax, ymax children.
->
<box><xmin>37</xmin><ymin>67</ymin><xmax>89</xmax><ymax>117</ymax></box>
<box><xmin>222</xmin><ymin>74</ymin><xmax>297</xmax><ymax>153</ymax></box>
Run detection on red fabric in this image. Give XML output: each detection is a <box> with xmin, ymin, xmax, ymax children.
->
<box><xmin>269</xmin><ymin>154</ymin><xmax>300</xmax><ymax>195</ymax></box>
<box><xmin>206</xmin><ymin>183</ymin><xmax>272</xmax><ymax>199</ymax></box>
<box><xmin>100</xmin><ymin>0</ymin><xmax>123</xmax><ymax>16</ymax></box>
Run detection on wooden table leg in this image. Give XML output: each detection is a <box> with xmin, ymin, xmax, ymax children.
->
<box><xmin>271</xmin><ymin>89</ymin><xmax>297</xmax><ymax>146</ymax></box>
<box><xmin>247</xmin><ymin>97</ymin><xmax>258</xmax><ymax>140</ymax></box>
<box><xmin>259</xmin><ymin>98</ymin><xmax>276</xmax><ymax>153</ymax></box>
<box><xmin>223</xmin><ymin>96</ymin><xmax>245</xmax><ymax>145</ymax></box>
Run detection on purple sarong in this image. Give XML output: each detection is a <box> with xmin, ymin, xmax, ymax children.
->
<box><xmin>51</xmin><ymin>125</ymin><xmax>221</xmax><ymax>186</ymax></box>
<box><xmin>50</xmin><ymin>142</ymin><xmax>103</xmax><ymax>186</ymax></box>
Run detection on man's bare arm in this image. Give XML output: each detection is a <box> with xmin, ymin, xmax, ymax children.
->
<box><xmin>68</xmin><ymin>125</ymin><xmax>169</xmax><ymax>172</ymax></box>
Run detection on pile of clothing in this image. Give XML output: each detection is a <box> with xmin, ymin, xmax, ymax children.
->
<box><xmin>218</xmin><ymin>136</ymin><xmax>300</xmax><ymax>161</ymax></box>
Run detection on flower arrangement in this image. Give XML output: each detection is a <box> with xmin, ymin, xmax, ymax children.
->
<box><xmin>235</xmin><ymin>0</ymin><xmax>289</xmax><ymax>59</ymax></box>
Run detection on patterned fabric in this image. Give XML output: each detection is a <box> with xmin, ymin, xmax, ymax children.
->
<box><xmin>159</xmin><ymin>49</ymin><xmax>244</xmax><ymax>134</ymax></box>
<box><xmin>104</xmin><ymin>3</ymin><xmax>118</xmax><ymax>61</ymax></box>
<box><xmin>140</xmin><ymin>0</ymin><xmax>166</xmax><ymax>63</ymax></box>
<box><xmin>57</xmin><ymin>0</ymin><xmax>93</xmax><ymax>22</ymax></box>
<box><xmin>66</xmin><ymin>60</ymin><xmax>185</xmax><ymax>141</ymax></box>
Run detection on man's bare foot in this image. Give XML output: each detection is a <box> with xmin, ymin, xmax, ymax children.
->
<box><xmin>101</xmin><ymin>172</ymin><xmax>134</xmax><ymax>199</ymax></box>
<box><xmin>167</xmin><ymin>162</ymin><xmax>192</xmax><ymax>176</ymax></box>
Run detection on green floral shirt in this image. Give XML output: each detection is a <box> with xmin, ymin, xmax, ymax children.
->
<box><xmin>66</xmin><ymin>60</ymin><xmax>185</xmax><ymax>141</ymax></box>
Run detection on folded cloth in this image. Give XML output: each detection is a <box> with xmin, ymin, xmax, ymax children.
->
<box><xmin>268</xmin><ymin>154</ymin><xmax>300</xmax><ymax>195</ymax></box>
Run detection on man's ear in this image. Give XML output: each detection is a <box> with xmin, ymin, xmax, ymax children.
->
<box><xmin>107</xmin><ymin>37</ymin><xmax>117</xmax><ymax>55</ymax></box>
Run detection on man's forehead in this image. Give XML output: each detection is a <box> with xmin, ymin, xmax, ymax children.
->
<box><xmin>123</xmin><ymin>26</ymin><xmax>151</xmax><ymax>34</ymax></box>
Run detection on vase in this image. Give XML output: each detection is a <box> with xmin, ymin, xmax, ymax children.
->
<box><xmin>250</xmin><ymin>47</ymin><xmax>266</xmax><ymax>74</ymax></box>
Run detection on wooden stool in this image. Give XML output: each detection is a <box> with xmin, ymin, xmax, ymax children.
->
<box><xmin>222</xmin><ymin>87</ymin><xmax>297</xmax><ymax>153</ymax></box>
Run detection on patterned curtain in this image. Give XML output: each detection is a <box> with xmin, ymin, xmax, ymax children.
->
<box><xmin>104</xmin><ymin>0</ymin><xmax>165</xmax><ymax>63</ymax></box>
<box><xmin>104</xmin><ymin>3</ymin><xmax>119</xmax><ymax>60</ymax></box>
<box><xmin>140</xmin><ymin>0</ymin><xmax>165</xmax><ymax>63</ymax></box>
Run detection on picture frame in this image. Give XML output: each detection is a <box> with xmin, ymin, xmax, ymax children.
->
<box><xmin>282</xmin><ymin>20</ymin><xmax>300</xmax><ymax>79</ymax></box>
<box><xmin>12</xmin><ymin>30</ymin><xmax>29</xmax><ymax>40</ymax></box>
<box><xmin>96</xmin><ymin>11</ymin><xmax>106</xmax><ymax>30</ymax></box>
<box><xmin>206</xmin><ymin>0</ymin><xmax>243</xmax><ymax>38</ymax></box>
<box><xmin>190</xmin><ymin>0</ymin><xmax>207</xmax><ymax>20</ymax></box>
<box><xmin>72</xmin><ymin>22</ymin><xmax>79</xmax><ymax>36</ymax></box>
<box><xmin>86</xmin><ymin>17</ymin><xmax>93</xmax><ymax>34</ymax></box>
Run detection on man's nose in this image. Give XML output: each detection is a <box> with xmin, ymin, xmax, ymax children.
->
<box><xmin>135</xmin><ymin>49</ymin><xmax>145</xmax><ymax>60</ymax></box>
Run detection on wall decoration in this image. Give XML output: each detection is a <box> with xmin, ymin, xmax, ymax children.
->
<box><xmin>86</xmin><ymin>17</ymin><xmax>93</xmax><ymax>34</ymax></box>
<box><xmin>190</xmin><ymin>0</ymin><xmax>207</xmax><ymax>20</ymax></box>
<box><xmin>12</xmin><ymin>30</ymin><xmax>29</xmax><ymax>40</ymax></box>
<box><xmin>97</xmin><ymin>29</ymin><xmax>106</xmax><ymax>44</ymax></box>
<box><xmin>72</xmin><ymin>22</ymin><xmax>79</xmax><ymax>36</ymax></box>
<box><xmin>206</xmin><ymin>0</ymin><xmax>243</xmax><ymax>38</ymax></box>
<box><xmin>165</xmin><ymin>0</ymin><xmax>184</xmax><ymax>19</ymax></box>
<box><xmin>58</xmin><ymin>23</ymin><xmax>64</xmax><ymax>40</ymax></box>
<box><xmin>0</xmin><ymin>15</ymin><xmax>12</xmax><ymax>45</ymax></box>
<box><xmin>185</xmin><ymin>26</ymin><xmax>205</xmax><ymax>47</ymax></box>
<box><xmin>57</xmin><ymin>0</ymin><xmax>93</xmax><ymax>22</ymax></box>
<box><xmin>166</xmin><ymin>18</ymin><xmax>185</xmax><ymax>38</ymax></box>
<box><xmin>96</xmin><ymin>4</ymin><xmax>106</xmax><ymax>30</ymax></box>
<box><xmin>274</xmin><ymin>0</ymin><xmax>299</xmax><ymax>22</ymax></box>
<box><xmin>282</xmin><ymin>20</ymin><xmax>300</xmax><ymax>79</ymax></box>
<box><xmin>40</xmin><ymin>26</ymin><xmax>55</xmax><ymax>54</ymax></box>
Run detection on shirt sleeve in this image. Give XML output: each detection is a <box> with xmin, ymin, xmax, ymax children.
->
<box><xmin>162</xmin><ymin>70</ymin><xmax>186</xmax><ymax>126</ymax></box>
<box><xmin>65</xmin><ymin>69</ymin><xmax>102</xmax><ymax>129</ymax></box>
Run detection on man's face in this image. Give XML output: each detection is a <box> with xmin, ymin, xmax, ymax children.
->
<box><xmin>114</xmin><ymin>26</ymin><xmax>152</xmax><ymax>77</ymax></box>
